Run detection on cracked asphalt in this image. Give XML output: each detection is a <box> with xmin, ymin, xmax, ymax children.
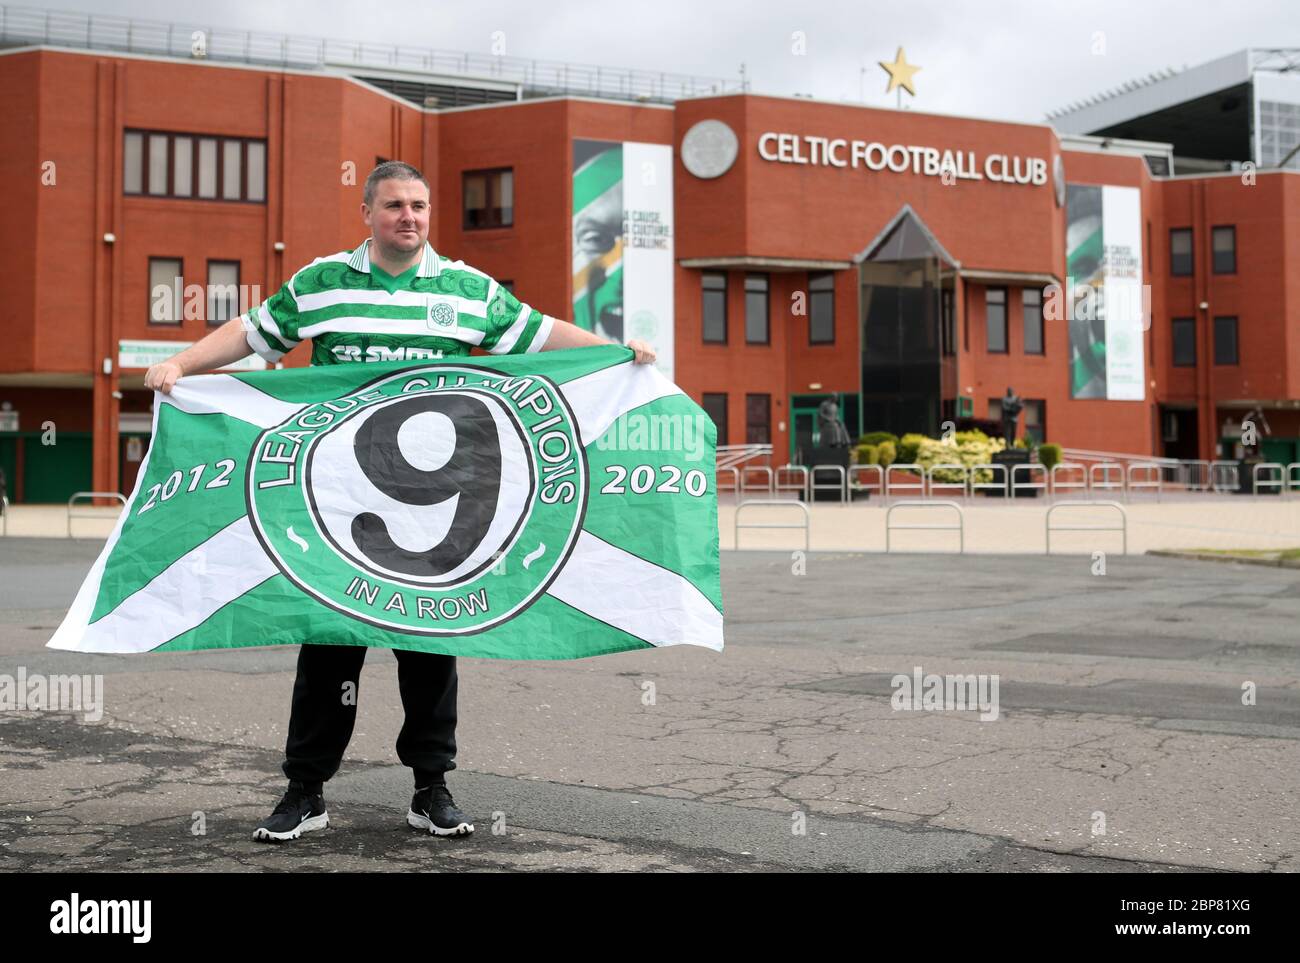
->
<box><xmin>1</xmin><ymin>538</ymin><xmax>1296</xmax><ymax>872</ymax></box>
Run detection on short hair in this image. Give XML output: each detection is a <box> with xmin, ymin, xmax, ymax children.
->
<box><xmin>363</xmin><ymin>161</ymin><xmax>429</xmax><ymax>207</ymax></box>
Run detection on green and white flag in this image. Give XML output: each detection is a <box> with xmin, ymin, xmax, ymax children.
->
<box><xmin>49</xmin><ymin>346</ymin><xmax>722</xmax><ymax>659</ymax></box>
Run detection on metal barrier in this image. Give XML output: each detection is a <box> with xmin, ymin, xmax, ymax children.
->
<box><xmin>1184</xmin><ymin>459</ymin><xmax>1212</xmax><ymax>492</ymax></box>
<box><xmin>717</xmin><ymin>466</ymin><xmax>740</xmax><ymax>499</ymax></box>
<box><xmin>1046</xmin><ymin>501</ymin><xmax>1127</xmax><ymax>555</ymax></box>
<box><xmin>969</xmin><ymin>462</ymin><xmax>1007</xmax><ymax>498</ymax></box>
<box><xmin>848</xmin><ymin>464</ymin><xmax>883</xmax><ymax>498</ymax></box>
<box><xmin>1011</xmin><ymin>463</ymin><xmax>1048</xmax><ymax>499</ymax></box>
<box><xmin>809</xmin><ymin>464</ymin><xmax>847</xmax><ymax>503</ymax></box>
<box><xmin>0</xmin><ymin>495</ymin><xmax>7</xmax><ymax>537</ymax></box>
<box><xmin>1210</xmin><ymin>460</ymin><xmax>1239</xmax><ymax>493</ymax></box>
<box><xmin>885</xmin><ymin>463</ymin><xmax>926</xmax><ymax>501</ymax></box>
<box><xmin>885</xmin><ymin>500</ymin><xmax>964</xmax><ymax>553</ymax></box>
<box><xmin>1089</xmin><ymin>462</ymin><xmax>1125</xmax><ymax>497</ymax></box>
<box><xmin>926</xmin><ymin>464</ymin><xmax>969</xmax><ymax>499</ymax></box>
<box><xmin>1050</xmin><ymin>463</ymin><xmax>1088</xmax><ymax>499</ymax></box>
<box><xmin>1288</xmin><ymin>463</ymin><xmax>1300</xmax><ymax>495</ymax></box>
<box><xmin>1253</xmin><ymin>462</ymin><xmax>1285</xmax><ymax>496</ymax></box>
<box><xmin>1126</xmin><ymin>462</ymin><xmax>1164</xmax><ymax>501</ymax></box>
<box><xmin>67</xmin><ymin>491</ymin><xmax>128</xmax><ymax>538</ymax></box>
<box><xmin>734</xmin><ymin>499</ymin><xmax>811</xmax><ymax>551</ymax></box>
<box><xmin>740</xmin><ymin>465</ymin><xmax>774</xmax><ymax>498</ymax></box>
<box><xmin>774</xmin><ymin>464</ymin><xmax>809</xmax><ymax>501</ymax></box>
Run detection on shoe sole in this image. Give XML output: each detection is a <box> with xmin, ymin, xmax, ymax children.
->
<box><xmin>252</xmin><ymin>812</ymin><xmax>330</xmax><ymax>843</ymax></box>
<box><xmin>407</xmin><ymin>809</ymin><xmax>474</xmax><ymax>837</ymax></box>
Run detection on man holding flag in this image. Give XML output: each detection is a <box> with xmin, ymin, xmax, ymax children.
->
<box><xmin>144</xmin><ymin>161</ymin><xmax>657</xmax><ymax>843</ymax></box>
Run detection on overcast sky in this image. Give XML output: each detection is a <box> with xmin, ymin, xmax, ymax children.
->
<box><xmin>21</xmin><ymin>0</ymin><xmax>1300</xmax><ymax>122</ymax></box>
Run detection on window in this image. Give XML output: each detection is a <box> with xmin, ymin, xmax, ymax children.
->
<box><xmin>1212</xmin><ymin>226</ymin><xmax>1236</xmax><ymax>274</ymax></box>
<box><xmin>745</xmin><ymin>393</ymin><xmax>770</xmax><ymax>444</ymax></box>
<box><xmin>1171</xmin><ymin>317</ymin><xmax>1196</xmax><ymax>366</ymax></box>
<box><xmin>123</xmin><ymin>129</ymin><xmax>267</xmax><ymax>202</ymax></box>
<box><xmin>702</xmin><ymin>273</ymin><xmax>727</xmax><ymax>343</ymax></box>
<box><xmin>149</xmin><ymin>258</ymin><xmax>183</xmax><ymax>325</ymax></box>
<box><xmin>1214</xmin><ymin>316</ymin><xmax>1238</xmax><ymax>365</ymax></box>
<box><xmin>1022</xmin><ymin>287</ymin><xmax>1043</xmax><ymax>355</ymax></box>
<box><xmin>463</xmin><ymin>168</ymin><xmax>513</xmax><ymax>229</ymax></box>
<box><xmin>988</xmin><ymin>398</ymin><xmax>1002</xmax><ymax>422</ymax></box>
<box><xmin>744</xmin><ymin>274</ymin><xmax>769</xmax><ymax>344</ymax></box>
<box><xmin>1024</xmin><ymin>400</ymin><xmax>1046</xmax><ymax>444</ymax></box>
<box><xmin>1170</xmin><ymin>228</ymin><xmax>1193</xmax><ymax>276</ymax></box>
<box><xmin>207</xmin><ymin>261</ymin><xmax>240</xmax><ymax>326</ymax></box>
<box><xmin>986</xmin><ymin>288</ymin><xmax>1007</xmax><ymax>353</ymax></box>
<box><xmin>702</xmin><ymin>393</ymin><xmax>729</xmax><ymax>447</ymax></box>
<box><xmin>808</xmin><ymin>272</ymin><xmax>835</xmax><ymax>344</ymax></box>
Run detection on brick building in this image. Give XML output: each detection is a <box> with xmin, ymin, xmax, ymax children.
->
<box><xmin>2</xmin><ymin>33</ymin><xmax>1298</xmax><ymax>502</ymax></box>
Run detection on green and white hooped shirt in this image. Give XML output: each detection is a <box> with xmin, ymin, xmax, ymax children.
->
<box><xmin>241</xmin><ymin>239</ymin><xmax>558</xmax><ymax>366</ymax></box>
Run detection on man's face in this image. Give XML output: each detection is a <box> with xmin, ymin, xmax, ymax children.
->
<box><xmin>363</xmin><ymin>178</ymin><xmax>431</xmax><ymax>257</ymax></box>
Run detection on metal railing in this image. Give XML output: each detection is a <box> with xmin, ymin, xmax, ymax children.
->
<box><xmin>740</xmin><ymin>465</ymin><xmax>774</xmax><ymax>498</ymax></box>
<box><xmin>0</xmin><ymin>3</ymin><xmax>740</xmax><ymax>104</ymax></box>
<box><xmin>734</xmin><ymin>499</ymin><xmax>810</xmax><ymax>551</ymax></box>
<box><xmin>848</xmin><ymin>464</ymin><xmax>883</xmax><ymax>498</ymax></box>
<box><xmin>969</xmin><ymin>463</ymin><xmax>1007</xmax><ymax>498</ymax></box>
<box><xmin>885</xmin><ymin>500</ymin><xmax>964</xmax><ymax>553</ymax></box>
<box><xmin>1011</xmin><ymin>463</ymin><xmax>1048</xmax><ymax>499</ymax></box>
<box><xmin>774</xmin><ymin>464</ymin><xmax>809</xmax><ymax>500</ymax></box>
<box><xmin>885</xmin><ymin>463</ymin><xmax>926</xmax><ymax>501</ymax></box>
<box><xmin>925</xmin><ymin>464</ymin><xmax>969</xmax><ymax>499</ymax></box>
<box><xmin>717</xmin><ymin>443</ymin><xmax>773</xmax><ymax>472</ymax></box>
<box><xmin>717</xmin><ymin>466</ymin><xmax>740</xmax><ymax>499</ymax></box>
<box><xmin>1253</xmin><ymin>462</ymin><xmax>1285</xmax><ymax>496</ymax></box>
<box><xmin>1126</xmin><ymin>462</ymin><xmax>1163</xmax><ymax>501</ymax></box>
<box><xmin>809</xmin><ymin>464</ymin><xmax>847</xmax><ymax>503</ymax></box>
<box><xmin>0</xmin><ymin>495</ymin><xmax>7</xmax><ymax>536</ymax></box>
<box><xmin>1050</xmin><ymin>463</ymin><xmax>1088</xmax><ymax>499</ymax></box>
<box><xmin>67</xmin><ymin>491</ymin><xmax>127</xmax><ymax>537</ymax></box>
<box><xmin>1089</xmin><ymin>462</ymin><xmax>1125</xmax><ymax>497</ymax></box>
<box><xmin>1046</xmin><ymin>501</ymin><xmax>1127</xmax><ymax>555</ymax></box>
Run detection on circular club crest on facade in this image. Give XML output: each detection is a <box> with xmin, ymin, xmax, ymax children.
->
<box><xmin>681</xmin><ymin>119</ymin><xmax>739</xmax><ymax>179</ymax></box>
<box><xmin>247</xmin><ymin>364</ymin><xmax>587</xmax><ymax>636</ymax></box>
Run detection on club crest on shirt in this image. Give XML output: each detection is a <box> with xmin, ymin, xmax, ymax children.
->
<box><xmin>427</xmin><ymin>299</ymin><xmax>457</xmax><ymax>329</ymax></box>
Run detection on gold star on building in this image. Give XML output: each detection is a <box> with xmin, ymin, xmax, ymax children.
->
<box><xmin>879</xmin><ymin>47</ymin><xmax>921</xmax><ymax>96</ymax></box>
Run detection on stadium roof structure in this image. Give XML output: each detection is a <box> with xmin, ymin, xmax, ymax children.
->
<box><xmin>0</xmin><ymin>2</ymin><xmax>743</xmax><ymax>107</ymax></box>
<box><xmin>1047</xmin><ymin>49</ymin><xmax>1300</xmax><ymax>171</ymax></box>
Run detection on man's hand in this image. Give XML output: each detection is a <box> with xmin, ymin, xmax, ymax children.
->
<box><xmin>627</xmin><ymin>339</ymin><xmax>656</xmax><ymax>365</ymax></box>
<box><xmin>144</xmin><ymin>360</ymin><xmax>184</xmax><ymax>395</ymax></box>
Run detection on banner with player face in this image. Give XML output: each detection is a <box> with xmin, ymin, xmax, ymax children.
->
<box><xmin>1066</xmin><ymin>183</ymin><xmax>1145</xmax><ymax>400</ymax></box>
<box><xmin>572</xmin><ymin>140</ymin><xmax>675</xmax><ymax>380</ymax></box>
<box><xmin>48</xmin><ymin>347</ymin><xmax>720</xmax><ymax>658</ymax></box>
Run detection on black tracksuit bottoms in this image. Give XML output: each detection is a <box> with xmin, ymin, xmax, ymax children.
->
<box><xmin>281</xmin><ymin>643</ymin><xmax>457</xmax><ymax>791</ymax></box>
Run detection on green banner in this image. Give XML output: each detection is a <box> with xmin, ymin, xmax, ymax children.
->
<box><xmin>49</xmin><ymin>347</ymin><xmax>722</xmax><ymax>659</ymax></box>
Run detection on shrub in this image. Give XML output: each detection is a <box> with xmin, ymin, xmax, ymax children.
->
<box><xmin>852</xmin><ymin>443</ymin><xmax>878</xmax><ymax>465</ymax></box>
<box><xmin>875</xmin><ymin>440</ymin><xmax>896</xmax><ymax>468</ymax></box>
<box><xmin>858</xmin><ymin>431</ymin><xmax>898</xmax><ymax>448</ymax></box>
<box><xmin>896</xmin><ymin>433</ymin><xmax>927</xmax><ymax>465</ymax></box>
<box><xmin>1038</xmin><ymin>443</ymin><xmax>1062</xmax><ymax>470</ymax></box>
<box><xmin>912</xmin><ymin>432</ymin><xmax>1006</xmax><ymax>486</ymax></box>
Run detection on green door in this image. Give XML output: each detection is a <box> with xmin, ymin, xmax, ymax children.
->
<box><xmin>23</xmin><ymin>432</ymin><xmax>93</xmax><ymax>503</ymax></box>
<box><xmin>1262</xmin><ymin>438</ymin><xmax>1297</xmax><ymax>466</ymax></box>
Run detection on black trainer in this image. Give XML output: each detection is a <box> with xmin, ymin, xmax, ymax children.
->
<box><xmin>252</xmin><ymin>781</ymin><xmax>329</xmax><ymax>843</ymax></box>
<box><xmin>407</xmin><ymin>783</ymin><xmax>474</xmax><ymax>837</ymax></box>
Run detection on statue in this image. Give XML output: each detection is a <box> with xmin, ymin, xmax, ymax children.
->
<box><xmin>999</xmin><ymin>387</ymin><xmax>1023</xmax><ymax>448</ymax></box>
<box><xmin>817</xmin><ymin>398</ymin><xmax>852</xmax><ymax>448</ymax></box>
